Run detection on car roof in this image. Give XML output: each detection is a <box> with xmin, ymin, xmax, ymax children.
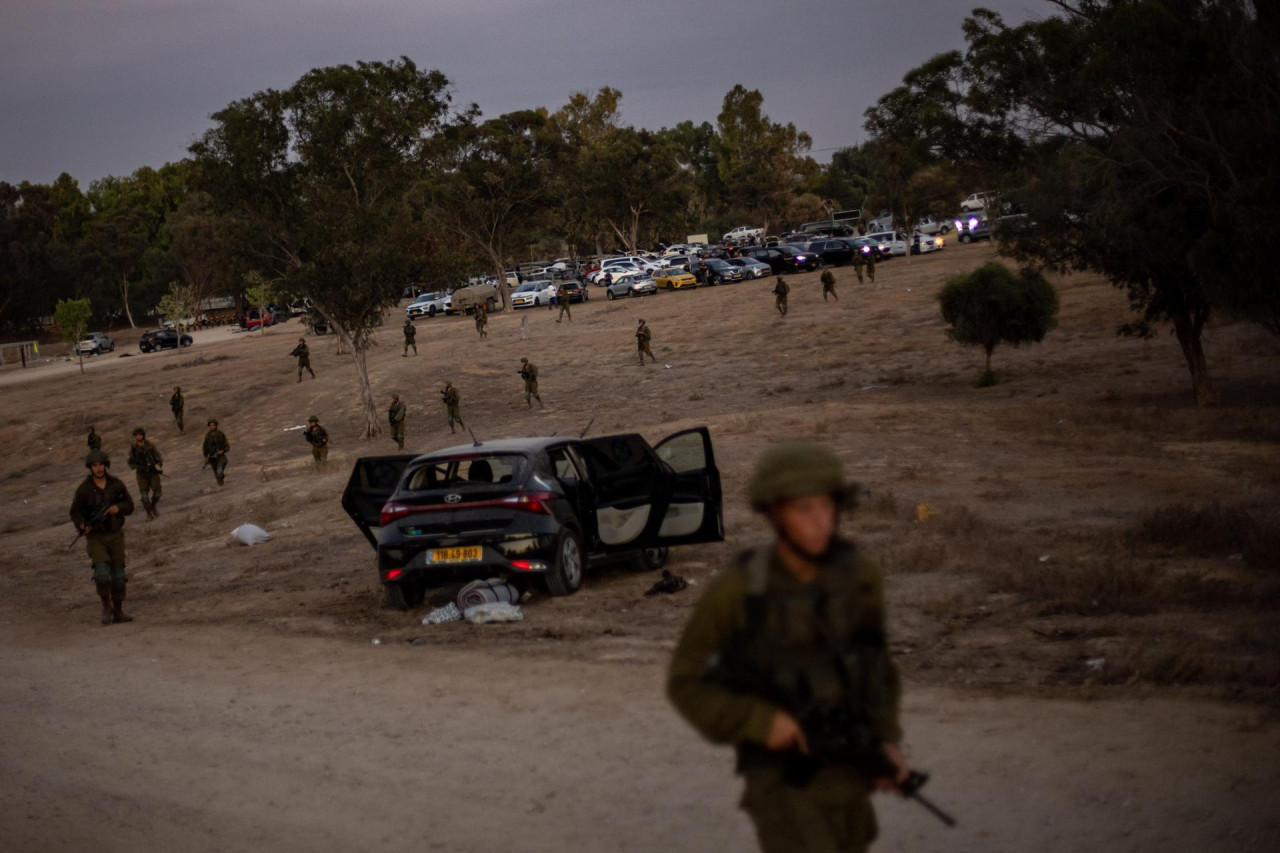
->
<box><xmin>412</xmin><ymin>435</ymin><xmax>586</xmax><ymax>460</ymax></box>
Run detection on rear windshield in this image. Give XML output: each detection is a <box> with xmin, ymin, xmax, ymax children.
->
<box><xmin>405</xmin><ymin>454</ymin><xmax>529</xmax><ymax>491</ymax></box>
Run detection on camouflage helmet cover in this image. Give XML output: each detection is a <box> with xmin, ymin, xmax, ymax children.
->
<box><xmin>132</xmin><ymin>426</ymin><xmax>146</xmax><ymax>436</ymax></box>
<box><xmin>307</xmin><ymin>415</ymin><xmax>319</xmax><ymax>423</ymax></box>
<box><xmin>85</xmin><ymin>450</ymin><xmax>111</xmax><ymax>468</ymax></box>
<box><xmin>747</xmin><ymin>441</ymin><xmax>859</xmax><ymax>511</ymax></box>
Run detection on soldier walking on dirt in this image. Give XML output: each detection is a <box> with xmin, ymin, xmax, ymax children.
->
<box><xmin>87</xmin><ymin>425</ymin><xmax>102</xmax><ymax>452</ymax></box>
<box><xmin>304</xmin><ymin>415</ymin><xmax>329</xmax><ymax>467</ymax></box>
<box><xmin>519</xmin><ymin>358</ymin><xmax>542</xmax><ymax>408</ymax></box>
<box><xmin>70</xmin><ymin>450</ymin><xmax>136</xmax><ymax>625</ymax></box>
<box><xmin>127</xmin><ymin>426</ymin><xmax>163</xmax><ymax>520</ymax></box>
<box><xmin>852</xmin><ymin>249</ymin><xmax>866</xmax><ymax>284</ymax></box>
<box><xmin>170</xmin><ymin>386</ymin><xmax>185</xmax><ymax>434</ymax></box>
<box><xmin>556</xmin><ymin>284</ymin><xmax>572</xmax><ymax>324</ymax></box>
<box><xmin>475</xmin><ymin>305</ymin><xmax>489</xmax><ymax>339</ymax></box>
<box><xmin>389</xmin><ymin>393</ymin><xmax>407</xmax><ymax>450</ymax></box>
<box><xmin>821</xmin><ymin>269</ymin><xmax>838</xmax><ymax>302</ymax></box>
<box><xmin>773</xmin><ymin>276</ymin><xmax>790</xmax><ymax>318</ymax></box>
<box><xmin>442</xmin><ymin>380</ymin><xmax>463</xmax><ymax>435</ymax></box>
<box><xmin>202</xmin><ymin>418</ymin><xmax>230</xmax><ymax>486</ymax></box>
<box><xmin>637</xmin><ymin>319</ymin><xmax>656</xmax><ymax>366</ymax></box>
<box><xmin>290</xmin><ymin>338</ymin><xmax>316</xmax><ymax>382</ymax></box>
<box><xmin>403</xmin><ymin>319</ymin><xmax>418</xmax><ymax>357</ymax></box>
<box><xmin>668</xmin><ymin>442</ymin><xmax>909</xmax><ymax>853</ymax></box>
<box><xmin>866</xmin><ymin>249</ymin><xmax>877</xmax><ymax>286</ymax></box>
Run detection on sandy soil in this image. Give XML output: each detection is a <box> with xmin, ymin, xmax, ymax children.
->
<box><xmin>2</xmin><ymin>242</ymin><xmax>1278</xmax><ymax>850</ymax></box>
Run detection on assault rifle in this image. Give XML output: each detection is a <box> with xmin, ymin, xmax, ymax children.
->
<box><xmin>68</xmin><ymin>489</ymin><xmax>123</xmax><ymax>551</ymax></box>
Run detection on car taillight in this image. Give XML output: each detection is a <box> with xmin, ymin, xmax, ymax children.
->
<box><xmin>381</xmin><ymin>502</ymin><xmax>412</xmax><ymax>526</ymax></box>
<box><xmin>501</xmin><ymin>492</ymin><xmax>556</xmax><ymax>515</ymax></box>
<box><xmin>386</xmin><ymin>569</ymin><xmax>404</xmax><ymax>580</ymax></box>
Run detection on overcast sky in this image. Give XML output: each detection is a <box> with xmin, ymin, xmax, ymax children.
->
<box><xmin>0</xmin><ymin>0</ymin><xmax>1043</xmax><ymax>186</ymax></box>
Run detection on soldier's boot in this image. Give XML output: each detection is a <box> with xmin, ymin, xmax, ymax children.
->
<box><xmin>111</xmin><ymin>598</ymin><xmax>133</xmax><ymax>624</ymax></box>
<box><xmin>143</xmin><ymin>502</ymin><xmax>155</xmax><ymax>520</ymax></box>
<box><xmin>309</xmin><ymin>368</ymin><xmax>316</xmax><ymax>379</ymax></box>
<box><xmin>536</xmin><ymin>396</ymin><xmax>543</xmax><ymax>408</ymax></box>
<box><xmin>98</xmin><ymin>592</ymin><xmax>113</xmax><ymax>626</ymax></box>
<box><xmin>150</xmin><ymin>499</ymin><xmax>159</xmax><ymax>518</ymax></box>
<box><xmin>297</xmin><ymin>373</ymin><xmax>303</xmax><ymax>383</ymax></box>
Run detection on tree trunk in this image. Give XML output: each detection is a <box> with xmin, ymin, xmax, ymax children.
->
<box><xmin>120</xmin><ymin>275</ymin><xmax>135</xmax><ymax>328</ymax></box>
<box><xmin>334</xmin><ymin>323</ymin><xmax>380</xmax><ymax>438</ymax></box>
<box><xmin>1170</xmin><ymin>306</ymin><xmax>1219</xmax><ymax>406</ymax></box>
<box><xmin>486</xmin><ymin>245</ymin><xmax>511</xmax><ymax>311</ymax></box>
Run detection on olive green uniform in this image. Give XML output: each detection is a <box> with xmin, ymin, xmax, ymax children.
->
<box><xmin>865</xmin><ymin>251</ymin><xmax>876</xmax><ymax>284</ymax></box>
<box><xmin>519</xmin><ymin>362</ymin><xmax>542</xmax><ymax>406</ymax></box>
<box><xmin>556</xmin><ymin>286</ymin><xmax>572</xmax><ymax>322</ymax></box>
<box><xmin>668</xmin><ymin>542</ymin><xmax>901</xmax><ymax>853</ymax></box>
<box><xmin>773</xmin><ymin>278</ymin><xmax>790</xmax><ymax>317</ymax></box>
<box><xmin>852</xmin><ymin>251</ymin><xmax>865</xmax><ymax>284</ymax></box>
<box><xmin>304</xmin><ymin>422</ymin><xmax>329</xmax><ymax>465</ymax></box>
<box><xmin>821</xmin><ymin>269</ymin><xmax>837</xmax><ymax>301</ymax></box>
<box><xmin>442</xmin><ymin>386</ymin><xmax>463</xmax><ymax>432</ymax></box>
<box><xmin>170</xmin><ymin>389</ymin><xmax>185</xmax><ymax>433</ymax></box>
<box><xmin>389</xmin><ymin>399</ymin><xmax>407</xmax><ymax>449</ymax></box>
<box><xmin>203</xmin><ymin>428</ymin><xmax>230</xmax><ymax>485</ymax></box>
<box><xmin>127</xmin><ymin>439</ymin><xmax>163</xmax><ymax>514</ymax></box>
<box><xmin>475</xmin><ymin>309</ymin><xmax>488</xmax><ymax>339</ymax></box>
<box><xmin>403</xmin><ymin>321</ymin><xmax>417</xmax><ymax>356</ymax></box>
<box><xmin>290</xmin><ymin>341</ymin><xmax>316</xmax><ymax>381</ymax></box>
<box><xmin>69</xmin><ymin>473</ymin><xmax>135</xmax><ymax>604</ymax></box>
<box><xmin>637</xmin><ymin>324</ymin><xmax>656</xmax><ymax>366</ymax></box>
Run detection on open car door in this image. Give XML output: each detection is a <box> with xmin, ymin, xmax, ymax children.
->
<box><xmin>651</xmin><ymin>427</ymin><xmax>724</xmax><ymax>545</ymax></box>
<box><xmin>341</xmin><ymin>455</ymin><xmax>417</xmax><ymax>548</ymax></box>
<box><xmin>578</xmin><ymin>433</ymin><xmax>672</xmax><ymax>552</ymax></box>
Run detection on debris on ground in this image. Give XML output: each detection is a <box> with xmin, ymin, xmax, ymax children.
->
<box><xmin>230</xmin><ymin>523</ymin><xmax>271</xmax><ymax>546</ymax></box>
<box><xmin>644</xmin><ymin>570</ymin><xmax>689</xmax><ymax>597</ymax></box>
<box><xmin>464</xmin><ymin>602</ymin><xmax>524</xmax><ymax>624</ymax></box>
<box><xmin>422</xmin><ymin>603</ymin><xmax>463</xmax><ymax>625</ymax></box>
<box><xmin>458</xmin><ymin>578</ymin><xmax>520</xmax><ymax>610</ymax></box>
<box><xmin>915</xmin><ymin>504</ymin><xmax>935</xmax><ymax>523</ymax></box>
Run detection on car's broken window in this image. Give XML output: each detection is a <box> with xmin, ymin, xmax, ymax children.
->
<box><xmin>405</xmin><ymin>454</ymin><xmax>527</xmax><ymax>490</ymax></box>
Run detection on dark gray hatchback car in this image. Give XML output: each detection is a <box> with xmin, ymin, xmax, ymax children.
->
<box><xmin>342</xmin><ymin>428</ymin><xmax>724</xmax><ymax>608</ymax></box>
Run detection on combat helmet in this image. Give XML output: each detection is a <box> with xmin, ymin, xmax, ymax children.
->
<box><xmin>307</xmin><ymin>415</ymin><xmax>319</xmax><ymax>423</ymax></box>
<box><xmin>131</xmin><ymin>426</ymin><xmax>146</xmax><ymax>437</ymax></box>
<box><xmin>747</xmin><ymin>441</ymin><xmax>860</xmax><ymax>512</ymax></box>
<box><xmin>85</xmin><ymin>450</ymin><xmax>111</xmax><ymax>468</ymax></box>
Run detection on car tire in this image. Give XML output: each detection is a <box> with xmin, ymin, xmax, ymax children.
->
<box><xmin>941</xmin><ymin>225</ymin><xmax>951</xmax><ymax>234</ymax></box>
<box><xmin>383</xmin><ymin>578</ymin><xmax>424</xmax><ymax>610</ymax></box>
<box><xmin>544</xmin><ymin>528</ymin><xmax>585</xmax><ymax>597</ymax></box>
<box><xmin>606</xmin><ymin>290</ymin><xmax>616</xmax><ymax>301</ymax></box>
<box><xmin>960</xmin><ymin>234</ymin><xmax>972</xmax><ymax>244</ymax></box>
<box><xmin>427</xmin><ymin>306</ymin><xmax>436</xmax><ymax>317</ymax></box>
<box><xmin>628</xmin><ymin>545</ymin><xmax>668</xmax><ymax>573</ymax></box>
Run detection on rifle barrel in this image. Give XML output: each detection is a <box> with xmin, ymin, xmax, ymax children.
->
<box><xmin>909</xmin><ymin>792</ymin><xmax>957</xmax><ymax>828</ymax></box>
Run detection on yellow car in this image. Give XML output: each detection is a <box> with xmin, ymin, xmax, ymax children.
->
<box><xmin>655</xmin><ymin>267</ymin><xmax>697</xmax><ymax>290</ymax></box>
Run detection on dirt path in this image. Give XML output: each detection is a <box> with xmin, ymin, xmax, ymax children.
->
<box><xmin>2</xmin><ymin>617</ymin><xmax>1275</xmax><ymax>853</ymax></box>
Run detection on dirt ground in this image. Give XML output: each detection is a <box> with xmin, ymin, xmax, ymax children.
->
<box><xmin>2</xmin><ymin>242</ymin><xmax>1278</xmax><ymax>851</ymax></box>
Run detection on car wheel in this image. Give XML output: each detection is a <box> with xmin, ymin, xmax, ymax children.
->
<box><xmin>628</xmin><ymin>545</ymin><xmax>668</xmax><ymax>573</ymax></box>
<box><xmin>629</xmin><ymin>289</ymin><xmax>638</xmax><ymax>298</ymax></box>
<box><xmin>941</xmin><ymin>225</ymin><xmax>951</xmax><ymax>234</ymax></box>
<box><xmin>960</xmin><ymin>234</ymin><xmax>971</xmax><ymax>244</ymax></box>
<box><xmin>384</xmin><ymin>578</ymin><xmax>425</xmax><ymax>610</ymax></box>
<box><xmin>544</xmin><ymin>528</ymin><xmax>585</xmax><ymax>596</ymax></box>
<box><xmin>427</xmin><ymin>306</ymin><xmax>436</xmax><ymax>317</ymax></box>
<box><xmin>606</xmin><ymin>290</ymin><xmax>616</xmax><ymax>301</ymax></box>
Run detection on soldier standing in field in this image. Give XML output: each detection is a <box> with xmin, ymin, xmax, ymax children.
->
<box><xmin>127</xmin><ymin>426</ymin><xmax>163</xmax><ymax>520</ymax></box>
<box><xmin>773</xmin><ymin>276</ymin><xmax>790</xmax><ymax>318</ymax></box>
<box><xmin>389</xmin><ymin>393</ymin><xmax>407</xmax><ymax>450</ymax></box>
<box><xmin>518</xmin><ymin>357</ymin><xmax>542</xmax><ymax>408</ymax></box>
<box><xmin>87</xmin><ymin>425</ymin><xmax>102</xmax><ymax>452</ymax></box>
<box><xmin>403</xmin><ymin>318</ymin><xmax>418</xmax><ymax>357</ymax></box>
<box><xmin>290</xmin><ymin>337</ymin><xmax>316</xmax><ymax>382</ymax></box>
<box><xmin>667</xmin><ymin>442</ymin><xmax>909</xmax><ymax>853</ymax></box>
<box><xmin>556</xmin><ymin>283</ymin><xmax>572</xmax><ymax>323</ymax></box>
<box><xmin>852</xmin><ymin>248</ymin><xmax>866</xmax><ymax>284</ymax></box>
<box><xmin>821</xmin><ymin>269</ymin><xmax>838</xmax><ymax>302</ymax></box>
<box><xmin>170</xmin><ymin>386</ymin><xmax>185</xmax><ymax>434</ymax></box>
<box><xmin>637</xmin><ymin>319</ymin><xmax>656</xmax><ymax>366</ymax></box>
<box><xmin>304</xmin><ymin>415</ymin><xmax>329</xmax><ymax>467</ymax></box>
<box><xmin>475</xmin><ymin>305</ymin><xmax>489</xmax><ymax>339</ymax></box>
<box><xmin>866</xmin><ymin>248</ymin><xmax>877</xmax><ymax>286</ymax></box>
<box><xmin>441</xmin><ymin>380</ymin><xmax>463</xmax><ymax>435</ymax></box>
<box><xmin>70</xmin><ymin>450</ymin><xmax>136</xmax><ymax>625</ymax></box>
<box><xmin>202</xmin><ymin>418</ymin><xmax>230</xmax><ymax>486</ymax></box>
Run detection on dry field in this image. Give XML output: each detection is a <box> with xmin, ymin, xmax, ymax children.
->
<box><xmin>2</xmin><ymin>241</ymin><xmax>1278</xmax><ymax>851</ymax></box>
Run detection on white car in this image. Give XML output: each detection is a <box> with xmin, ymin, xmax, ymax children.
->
<box><xmin>722</xmin><ymin>225</ymin><xmax>763</xmax><ymax>243</ymax></box>
<box><xmin>406</xmin><ymin>292</ymin><xmax>450</xmax><ymax>318</ymax></box>
<box><xmin>960</xmin><ymin>192</ymin><xmax>995</xmax><ymax>212</ymax></box>
<box><xmin>725</xmin><ymin>257</ymin><xmax>772</xmax><ymax>279</ymax></box>
<box><xmin>910</xmin><ymin>232</ymin><xmax>943</xmax><ymax>254</ymax></box>
<box><xmin>589</xmin><ymin>259</ymin><xmax>646</xmax><ymax>283</ymax></box>
<box><xmin>864</xmin><ymin>230</ymin><xmax>909</xmax><ymax>257</ymax></box>
<box><xmin>915</xmin><ymin>215</ymin><xmax>952</xmax><ymax>236</ymax></box>
<box><xmin>511</xmin><ymin>280</ymin><xmax>558</xmax><ymax>309</ymax></box>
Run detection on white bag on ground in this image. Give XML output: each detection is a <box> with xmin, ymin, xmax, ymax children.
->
<box><xmin>230</xmin><ymin>523</ymin><xmax>271</xmax><ymax>546</ymax></box>
<box><xmin>463</xmin><ymin>602</ymin><xmax>523</xmax><ymax>624</ymax></box>
<box><xmin>422</xmin><ymin>603</ymin><xmax>463</xmax><ymax>625</ymax></box>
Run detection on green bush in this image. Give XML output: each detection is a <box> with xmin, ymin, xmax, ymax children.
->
<box><xmin>938</xmin><ymin>262</ymin><xmax>1059</xmax><ymax>385</ymax></box>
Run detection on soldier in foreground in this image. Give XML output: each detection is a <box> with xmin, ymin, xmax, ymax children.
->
<box><xmin>668</xmin><ymin>442</ymin><xmax>908</xmax><ymax>853</ymax></box>
<box><xmin>821</xmin><ymin>269</ymin><xmax>838</xmax><ymax>302</ymax></box>
<box><xmin>170</xmin><ymin>385</ymin><xmax>185</xmax><ymax>433</ymax></box>
<box><xmin>556</xmin><ymin>283</ymin><xmax>572</xmax><ymax>323</ymax></box>
<box><xmin>203</xmin><ymin>418</ymin><xmax>230</xmax><ymax>486</ymax></box>
<box><xmin>87</xmin><ymin>425</ymin><xmax>102</xmax><ymax>451</ymax></box>
<box><xmin>70</xmin><ymin>450</ymin><xmax>135</xmax><ymax>625</ymax></box>
<box><xmin>389</xmin><ymin>393</ymin><xmax>407</xmax><ymax>450</ymax></box>
<box><xmin>518</xmin><ymin>357</ymin><xmax>542</xmax><ymax>408</ymax></box>
<box><xmin>636</xmin><ymin>319</ymin><xmax>656</xmax><ymax>366</ymax></box>
<box><xmin>290</xmin><ymin>337</ymin><xmax>316</xmax><ymax>382</ymax></box>
<box><xmin>304</xmin><ymin>415</ymin><xmax>329</xmax><ymax>467</ymax></box>
<box><xmin>475</xmin><ymin>305</ymin><xmax>488</xmax><ymax>339</ymax></box>
<box><xmin>772</xmin><ymin>276</ymin><xmax>790</xmax><ymax>318</ymax></box>
<box><xmin>441</xmin><ymin>380</ymin><xmax>463</xmax><ymax>435</ymax></box>
<box><xmin>402</xmin><ymin>318</ymin><xmax>417</xmax><ymax>356</ymax></box>
<box><xmin>127</xmin><ymin>426</ymin><xmax>163</xmax><ymax>520</ymax></box>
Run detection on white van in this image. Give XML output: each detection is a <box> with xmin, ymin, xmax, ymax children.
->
<box><xmin>864</xmin><ymin>231</ymin><xmax>909</xmax><ymax>257</ymax></box>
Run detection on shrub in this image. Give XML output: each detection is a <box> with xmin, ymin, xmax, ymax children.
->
<box><xmin>938</xmin><ymin>262</ymin><xmax>1059</xmax><ymax>384</ymax></box>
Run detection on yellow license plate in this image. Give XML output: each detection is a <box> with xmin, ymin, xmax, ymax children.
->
<box><xmin>427</xmin><ymin>546</ymin><xmax>483</xmax><ymax>564</ymax></box>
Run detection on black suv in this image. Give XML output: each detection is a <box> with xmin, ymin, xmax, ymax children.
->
<box><xmin>741</xmin><ymin>245</ymin><xmax>821</xmax><ymax>274</ymax></box>
<box><xmin>342</xmin><ymin>428</ymin><xmax>724</xmax><ymax>607</ymax></box>
<box><xmin>139</xmin><ymin>328</ymin><xmax>193</xmax><ymax>353</ymax></box>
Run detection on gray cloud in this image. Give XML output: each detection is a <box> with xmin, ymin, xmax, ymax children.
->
<box><xmin>0</xmin><ymin>0</ymin><xmax>1043</xmax><ymax>184</ymax></box>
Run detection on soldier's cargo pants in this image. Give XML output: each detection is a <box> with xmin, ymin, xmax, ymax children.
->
<box><xmin>86</xmin><ymin>530</ymin><xmax>127</xmax><ymax>598</ymax></box>
<box><xmin>209</xmin><ymin>453</ymin><xmax>227</xmax><ymax>484</ymax></box>
<box><xmin>135</xmin><ymin>471</ymin><xmax>162</xmax><ymax>508</ymax></box>
<box><xmin>393</xmin><ymin>423</ymin><xmax>405</xmax><ymax>447</ymax></box>
<box><xmin>741</xmin><ymin>766</ymin><xmax>877</xmax><ymax>853</ymax></box>
<box><xmin>312</xmin><ymin>446</ymin><xmax>329</xmax><ymax>465</ymax></box>
<box><xmin>524</xmin><ymin>381</ymin><xmax>540</xmax><ymax>402</ymax></box>
<box><xmin>173</xmin><ymin>410</ymin><xmax>184</xmax><ymax>431</ymax></box>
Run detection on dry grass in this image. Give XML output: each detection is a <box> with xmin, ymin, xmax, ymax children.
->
<box><xmin>161</xmin><ymin>353</ymin><xmax>235</xmax><ymax>371</ymax></box>
<box><xmin>1131</xmin><ymin>502</ymin><xmax>1280</xmax><ymax>570</ymax></box>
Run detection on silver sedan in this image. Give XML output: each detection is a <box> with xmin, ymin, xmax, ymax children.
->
<box><xmin>606</xmin><ymin>276</ymin><xmax>658</xmax><ymax>299</ymax></box>
<box><xmin>725</xmin><ymin>257</ymin><xmax>772</xmax><ymax>279</ymax></box>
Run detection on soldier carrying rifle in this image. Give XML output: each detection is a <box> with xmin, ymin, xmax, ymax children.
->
<box><xmin>69</xmin><ymin>450</ymin><xmax>136</xmax><ymax>625</ymax></box>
